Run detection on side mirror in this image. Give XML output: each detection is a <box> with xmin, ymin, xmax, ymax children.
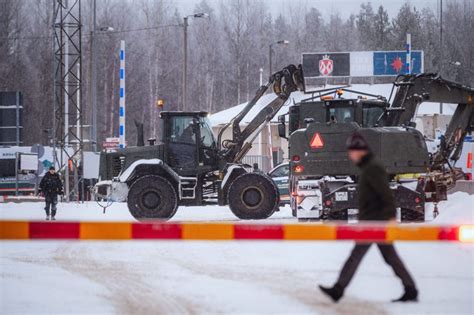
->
<box><xmin>278</xmin><ymin>115</ymin><xmax>287</xmax><ymax>139</ymax></box>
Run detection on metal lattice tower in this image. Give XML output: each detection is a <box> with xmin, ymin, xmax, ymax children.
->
<box><xmin>53</xmin><ymin>0</ymin><xmax>83</xmax><ymax>202</ymax></box>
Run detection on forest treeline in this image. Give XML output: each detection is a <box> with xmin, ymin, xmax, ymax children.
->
<box><xmin>0</xmin><ymin>0</ymin><xmax>472</xmax><ymax>145</ymax></box>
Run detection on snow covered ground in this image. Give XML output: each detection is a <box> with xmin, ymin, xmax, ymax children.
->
<box><xmin>0</xmin><ymin>199</ymin><xmax>295</xmax><ymax>223</ymax></box>
<box><xmin>1</xmin><ymin>191</ymin><xmax>472</xmax><ymax>223</ymax></box>
<box><xmin>2</xmin><ymin>240</ymin><xmax>472</xmax><ymax>315</ymax></box>
<box><xmin>1</xmin><ymin>193</ymin><xmax>473</xmax><ymax>314</ymax></box>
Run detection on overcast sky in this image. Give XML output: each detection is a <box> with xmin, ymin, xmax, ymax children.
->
<box><xmin>173</xmin><ymin>0</ymin><xmax>440</xmax><ymax>19</ymax></box>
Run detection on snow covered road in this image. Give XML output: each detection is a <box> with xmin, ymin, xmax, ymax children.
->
<box><xmin>2</xmin><ymin>241</ymin><xmax>473</xmax><ymax>314</ymax></box>
<box><xmin>1</xmin><ymin>192</ymin><xmax>473</xmax><ymax>314</ymax></box>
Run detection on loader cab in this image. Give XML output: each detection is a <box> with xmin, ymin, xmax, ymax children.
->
<box><xmin>281</xmin><ymin>98</ymin><xmax>388</xmax><ymax>137</ymax></box>
<box><xmin>325</xmin><ymin>99</ymin><xmax>386</xmax><ymax>127</ymax></box>
<box><xmin>160</xmin><ymin>111</ymin><xmax>218</xmax><ymax>176</ymax></box>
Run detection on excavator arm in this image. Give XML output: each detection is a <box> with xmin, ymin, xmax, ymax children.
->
<box><xmin>385</xmin><ymin>73</ymin><xmax>474</xmax><ymax>168</ymax></box>
<box><xmin>386</xmin><ymin>73</ymin><xmax>473</xmax><ymax>125</ymax></box>
<box><xmin>218</xmin><ymin>64</ymin><xmax>304</xmax><ymax>164</ymax></box>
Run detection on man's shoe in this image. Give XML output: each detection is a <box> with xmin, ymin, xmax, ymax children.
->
<box><xmin>51</xmin><ymin>216</ymin><xmax>56</xmax><ymax>221</ymax></box>
<box><xmin>319</xmin><ymin>284</ymin><xmax>343</xmax><ymax>303</ymax></box>
<box><xmin>46</xmin><ymin>215</ymin><xmax>50</xmax><ymax>221</ymax></box>
<box><xmin>392</xmin><ymin>287</ymin><xmax>418</xmax><ymax>302</ymax></box>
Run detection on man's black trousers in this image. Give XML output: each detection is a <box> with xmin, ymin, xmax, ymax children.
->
<box><xmin>44</xmin><ymin>193</ymin><xmax>58</xmax><ymax>217</ymax></box>
<box><xmin>336</xmin><ymin>243</ymin><xmax>416</xmax><ymax>289</ymax></box>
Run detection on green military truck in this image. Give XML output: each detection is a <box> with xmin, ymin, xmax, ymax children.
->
<box><xmin>279</xmin><ymin>74</ymin><xmax>474</xmax><ymax>221</ymax></box>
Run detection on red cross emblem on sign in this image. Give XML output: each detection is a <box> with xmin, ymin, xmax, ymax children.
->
<box><xmin>319</xmin><ymin>55</ymin><xmax>334</xmax><ymax>76</ymax></box>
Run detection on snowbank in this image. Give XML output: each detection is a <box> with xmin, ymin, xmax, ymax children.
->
<box><xmin>429</xmin><ymin>191</ymin><xmax>474</xmax><ymax>224</ymax></box>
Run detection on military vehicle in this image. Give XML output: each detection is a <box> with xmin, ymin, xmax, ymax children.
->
<box><xmin>94</xmin><ymin>64</ymin><xmax>304</xmax><ymax>221</ymax></box>
<box><xmin>278</xmin><ymin>73</ymin><xmax>474</xmax><ymax>221</ymax></box>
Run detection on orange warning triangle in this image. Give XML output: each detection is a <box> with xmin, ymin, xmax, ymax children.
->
<box><xmin>310</xmin><ymin>133</ymin><xmax>324</xmax><ymax>149</ymax></box>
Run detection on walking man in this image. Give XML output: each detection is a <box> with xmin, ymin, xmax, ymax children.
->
<box><xmin>319</xmin><ymin>132</ymin><xmax>418</xmax><ymax>303</ymax></box>
<box><xmin>39</xmin><ymin>166</ymin><xmax>63</xmax><ymax>220</ymax></box>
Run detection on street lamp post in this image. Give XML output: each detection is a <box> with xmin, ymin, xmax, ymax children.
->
<box><xmin>182</xmin><ymin>13</ymin><xmax>208</xmax><ymax>111</ymax></box>
<box><xmin>90</xmin><ymin>0</ymin><xmax>114</xmax><ymax>152</ymax></box>
<box><xmin>268</xmin><ymin>40</ymin><xmax>289</xmax><ymax>77</ymax></box>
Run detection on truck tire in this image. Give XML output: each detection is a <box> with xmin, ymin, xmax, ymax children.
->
<box><xmin>127</xmin><ymin>175</ymin><xmax>178</xmax><ymax>221</ymax></box>
<box><xmin>228</xmin><ymin>173</ymin><xmax>279</xmax><ymax>219</ymax></box>
<box><xmin>328</xmin><ymin>209</ymin><xmax>349</xmax><ymax>221</ymax></box>
<box><xmin>401</xmin><ymin>208</ymin><xmax>425</xmax><ymax>222</ymax></box>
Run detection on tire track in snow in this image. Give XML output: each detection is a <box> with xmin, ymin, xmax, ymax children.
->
<box><xmin>161</xmin><ymin>251</ymin><xmax>388</xmax><ymax>315</ymax></box>
<box><xmin>4</xmin><ymin>242</ymin><xmax>388</xmax><ymax>314</ymax></box>
<box><xmin>51</xmin><ymin>243</ymin><xmax>204</xmax><ymax>315</ymax></box>
<box><xmin>6</xmin><ymin>244</ymin><xmax>206</xmax><ymax>314</ymax></box>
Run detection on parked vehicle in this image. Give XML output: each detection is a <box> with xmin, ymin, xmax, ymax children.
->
<box><xmin>268</xmin><ymin>163</ymin><xmax>289</xmax><ymax>204</ymax></box>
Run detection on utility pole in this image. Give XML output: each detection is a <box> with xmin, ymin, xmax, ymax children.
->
<box><xmin>439</xmin><ymin>0</ymin><xmax>443</xmax><ymax>114</ymax></box>
<box><xmin>90</xmin><ymin>0</ymin><xmax>113</xmax><ymax>150</ymax></box>
<box><xmin>182</xmin><ymin>13</ymin><xmax>208</xmax><ymax>111</ymax></box>
<box><xmin>91</xmin><ymin>0</ymin><xmax>97</xmax><ymax>151</ymax></box>
<box><xmin>182</xmin><ymin>16</ymin><xmax>188</xmax><ymax>111</ymax></box>
<box><xmin>269</xmin><ymin>45</ymin><xmax>272</xmax><ymax>78</ymax></box>
<box><xmin>53</xmin><ymin>0</ymin><xmax>83</xmax><ymax>202</ymax></box>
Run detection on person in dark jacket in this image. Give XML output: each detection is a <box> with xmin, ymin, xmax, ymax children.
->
<box><xmin>39</xmin><ymin>166</ymin><xmax>63</xmax><ymax>220</ymax></box>
<box><xmin>319</xmin><ymin>132</ymin><xmax>418</xmax><ymax>303</ymax></box>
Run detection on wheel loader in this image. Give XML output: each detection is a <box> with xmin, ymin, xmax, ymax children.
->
<box><xmin>94</xmin><ymin>64</ymin><xmax>304</xmax><ymax>220</ymax></box>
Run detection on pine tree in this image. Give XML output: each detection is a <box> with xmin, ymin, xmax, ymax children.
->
<box><xmin>373</xmin><ymin>5</ymin><xmax>391</xmax><ymax>50</ymax></box>
<box><xmin>356</xmin><ymin>2</ymin><xmax>375</xmax><ymax>50</ymax></box>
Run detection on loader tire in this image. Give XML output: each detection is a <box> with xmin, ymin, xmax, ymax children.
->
<box><xmin>228</xmin><ymin>172</ymin><xmax>279</xmax><ymax>220</ymax></box>
<box><xmin>401</xmin><ymin>208</ymin><xmax>425</xmax><ymax>222</ymax></box>
<box><xmin>127</xmin><ymin>175</ymin><xmax>178</xmax><ymax>221</ymax></box>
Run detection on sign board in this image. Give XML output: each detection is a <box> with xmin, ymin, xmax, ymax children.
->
<box><xmin>19</xmin><ymin>153</ymin><xmax>38</xmax><ymax>171</ymax></box>
<box><xmin>102</xmin><ymin>137</ymin><xmax>127</xmax><ymax>151</ymax></box>
<box><xmin>0</xmin><ymin>146</ymin><xmax>55</xmax><ymax>177</ymax></box>
<box><xmin>302</xmin><ymin>50</ymin><xmax>424</xmax><ymax>78</ymax></box>
<box><xmin>83</xmin><ymin>152</ymin><xmax>100</xmax><ymax>179</ymax></box>
<box><xmin>373</xmin><ymin>51</ymin><xmax>423</xmax><ymax>76</ymax></box>
<box><xmin>0</xmin><ymin>91</ymin><xmax>23</xmax><ymax>146</ymax></box>
<box><xmin>302</xmin><ymin>53</ymin><xmax>350</xmax><ymax>77</ymax></box>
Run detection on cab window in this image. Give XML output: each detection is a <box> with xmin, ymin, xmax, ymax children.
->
<box><xmin>328</xmin><ymin>107</ymin><xmax>354</xmax><ymax>123</ymax></box>
<box><xmin>362</xmin><ymin>106</ymin><xmax>384</xmax><ymax>127</ymax></box>
<box><xmin>170</xmin><ymin>116</ymin><xmax>195</xmax><ymax>144</ymax></box>
<box><xmin>199</xmin><ymin>117</ymin><xmax>216</xmax><ymax>148</ymax></box>
<box><xmin>270</xmin><ymin>164</ymin><xmax>289</xmax><ymax>177</ymax></box>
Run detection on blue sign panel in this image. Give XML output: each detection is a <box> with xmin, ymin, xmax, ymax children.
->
<box><xmin>373</xmin><ymin>51</ymin><xmax>422</xmax><ymax>76</ymax></box>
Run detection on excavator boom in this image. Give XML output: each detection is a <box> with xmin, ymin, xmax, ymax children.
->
<box><xmin>386</xmin><ymin>73</ymin><xmax>474</xmax><ymax>126</ymax></box>
<box><xmin>218</xmin><ymin>64</ymin><xmax>304</xmax><ymax>164</ymax></box>
<box><xmin>385</xmin><ymin>73</ymin><xmax>474</xmax><ymax>168</ymax></box>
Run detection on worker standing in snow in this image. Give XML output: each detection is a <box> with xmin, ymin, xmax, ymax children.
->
<box><xmin>319</xmin><ymin>132</ymin><xmax>418</xmax><ymax>303</ymax></box>
<box><xmin>38</xmin><ymin>166</ymin><xmax>63</xmax><ymax>221</ymax></box>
